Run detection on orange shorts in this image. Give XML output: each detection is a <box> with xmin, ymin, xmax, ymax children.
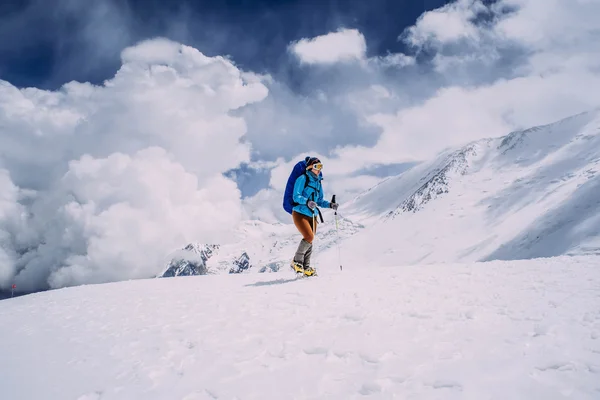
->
<box><xmin>292</xmin><ymin>211</ymin><xmax>317</xmax><ymax>243</ymax></box>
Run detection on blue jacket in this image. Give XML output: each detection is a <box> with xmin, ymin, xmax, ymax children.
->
<box><xmin>292</xmin><ymin>170</ymin><xmax>331</xmax><ymax>218</ymax></box>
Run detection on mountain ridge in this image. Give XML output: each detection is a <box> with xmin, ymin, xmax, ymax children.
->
<box><xmin>315</xmin><ymin>108</ymin><xmax>600</xmax><ymax>268</ymax></box>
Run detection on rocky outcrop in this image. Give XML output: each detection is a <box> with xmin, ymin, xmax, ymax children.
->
<box><xmin>388</xmin><ymin>145</ymin><xmax>476</xmax><ymax>218</ymax></box>
<box><xmin>159</xmin><ymin>244</ymin><xmax>219</xmax><ymax>277</ymax></box>
<box><xmin>229</xmin><ymin>252</ymin><xmax>251</xmax><ymax>274</ymax></box>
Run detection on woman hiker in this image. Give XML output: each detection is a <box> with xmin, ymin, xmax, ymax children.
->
<box><xmin>290</xmin><ymin>157</ymin><xmax>338</xmax><ymax>276</ymax></box>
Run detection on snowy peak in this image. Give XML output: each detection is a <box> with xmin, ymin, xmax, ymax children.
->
<box><xmin>229</xmin><ymin>252</ymin><xmax>251</xmax><ymax>274</ymax></box>
<box><xmin>389</xmin><ymin>144</ymin><xmax>478</xmax><ymax>217</ymax></box>
<box><xmin>493</xmin><ymin>109</ymin><xmax>600</xmax><ymax>166</ymax></box>
<box><xmin>184</xmin><ymin>243</ymin><xmax>219</xmax><ymax>261</ymax></box>
<box><xmin>161</xmin><ymin>260</ymin><xmax>206</xmax><ymax>278</ymax></box>
<box><xmin>497</xmin><ymin>128</ymin><xmax>528</xmax><ymax>154</ymax></box>
<box><xmin>159</xmin><ymin>244</ymin><xmax>219</xmax><ymax>277</ymax></box>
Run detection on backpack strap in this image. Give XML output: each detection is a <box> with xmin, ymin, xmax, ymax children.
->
<box><xmin>315</xmin><ymin>206</ymin><xmax>324</xmax><ymax>223</ymax></box>
<box><xmin>291</xmin><ymin>172</ymin><xmax>311</xmax><ymax>207</ymax></box>
<box><xmin>308</xmin><ymin>183</ymin><xmax>325</xmax><ymax>224</ymax></box>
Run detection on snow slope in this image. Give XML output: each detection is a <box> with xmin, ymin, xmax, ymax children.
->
<box><xmin>1</xmin><ymin>255</ymin><xmax>599</xmax><ymax>399</ymax></box>
<box><xmin>323</xmin><ymin>109</ymin><xmax>600</xmax><ymax>268</ymax></box>
<box><xmin>155</xmin><ymin>110</ymin><xmax>600</xmax><ymax>278</ymax></box>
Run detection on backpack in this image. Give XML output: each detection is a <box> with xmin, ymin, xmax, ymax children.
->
<box><xmin>282</xmin><ymin>156</ymin><xmax>322</xmax><ymax>214</ymax></box>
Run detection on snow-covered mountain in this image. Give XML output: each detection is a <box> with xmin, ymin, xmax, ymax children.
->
<box><xmin>159</xmin><ymin>109</ymin><xmax>600</xmax><ymax>275</ymax></box>
<box><xmin>159</xmin><ymin>244</ymin><xmax>219</xmax><ymax>277</ymax></box>
<box><xmin>321</xmin><ymin>109</ymin><xmax>600</xmax><ymax>269</ymax></box>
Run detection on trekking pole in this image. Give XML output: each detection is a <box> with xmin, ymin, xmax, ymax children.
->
<box><xmin>312</xmin><ymin>208</ymin><xmax>319</xmax><ymax>275</ymax></box>
<box><xmin>332</xmin><ymin>195</ymin><xmax>342</xmax><ymax>271</ymax></box>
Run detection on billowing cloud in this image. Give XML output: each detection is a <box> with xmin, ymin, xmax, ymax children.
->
<box><xmin>289</xmin><ymin>28</ymin><xmax>367</xmax><ymax>65</ymax></box>
<box><xmin>0</xmin><ymin>38</ymin><xmax>267</xmax><ymax>292</ymax></box>
<box><xmin>42</xmin><ymin>148</ymin><xmax>242</xmax><ymax>290</ymax></box>
<box><xmin>0</xmin><ymin>170</ymin><xmax>22</xmax><ymax>288</ymax></box>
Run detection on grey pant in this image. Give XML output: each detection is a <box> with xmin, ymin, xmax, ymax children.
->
<box><xmin>293</xmin><ymin>239</ymin><xmax>313</xmax><ymax>267</ymax></box>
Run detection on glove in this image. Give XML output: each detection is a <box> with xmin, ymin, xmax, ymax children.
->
<box><xmin>307</xmin><ymin>200</ymin><xmax>317</xmax><ymax>210</ymax></box>
<box><xmin>330</xmin><ymin>202</ymin><xmax>339</xmax><ymax>210</ymax></box>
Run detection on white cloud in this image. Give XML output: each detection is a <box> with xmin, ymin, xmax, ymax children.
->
<box><xmin>404</xmin><ymin>0</ymin><xmax>486</xmax><ymax>47</ymax></box>
<box><xmin>41</xmin><ymin>147</ymin><xmax>243</xmax><ymax>289</ymax></box>
<box><xmin>0</xmin><ymin>169</ymin><xmax>22</xmax><ymax>289</ymax></box>
<box><xmin>496</xmin><ymin>0</ymin><xmax>600</xmax><ymax>76</ymax></box>
<box><xmin>0</xmin><ymin>38</ymin><xmax>268</xmax><ymax>292</ymax></box>
<box><xmin>120</xmin><ymin>37</ymin><xmax>183</xmax><ymax>65</ymax></box>
<box><xmin>289</xmin><ymin>28</ymin><xmax>367</xmax><ymax>65</ymax></box>
<box><xmin>336</xmin><ymin>70</ymin><xmax>600</xmax><ymax>168</ymax></box>
<box><xmin>242</xmin><ymin>188</ymin><xmax>289</xmax><ymax>224</ymax></box>
<box><xmin>495</xmin><ymin>0</ymin><xmax>600</xmax><ymax>48</ymax></box>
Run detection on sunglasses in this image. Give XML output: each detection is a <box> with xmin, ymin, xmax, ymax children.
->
<box><xmin>311</xmin><ymin>163</ymin><xmax>323</xmax><ymax>170</ymax></box>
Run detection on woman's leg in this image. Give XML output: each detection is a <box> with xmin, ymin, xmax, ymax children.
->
<box><xmin>293</xmin><ymin>211</ymin><xmax>315</xmax><ymax>242</ymax></box>
<box><xmin>303</xmin><ymin>215</ymin><xmax>318</xmax><ymax>269</ymax></box>
<box><xmin>292</xmin><ymin>211</ymin><xmax>314</xmax><ymax>268</ymax></box>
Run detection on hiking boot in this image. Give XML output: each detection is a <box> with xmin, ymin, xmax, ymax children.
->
<box><xmin>291</xmin><ymin>261</ymin><xmax>304</xmax><ymax>274</ymax></box>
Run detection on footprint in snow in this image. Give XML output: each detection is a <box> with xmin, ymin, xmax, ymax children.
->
<box><xmin>360</xmin><ymin>353</ymin><xmax>380</xmax><ymax>364</ymax></box>
<box><xmin>342</xmin><ymin>312</ymin><xmax>365</xmax><ymax>322</ymax></box>
<box><xmin>406</xmin><ymin>312</ymin><xmax>431</xmax><ymax>319</ymax></box>
<box><xmin>426</xmin><ymin>381</ymin><xmax>463</xmax><ymax>391</ymax></box>
<box><xmin>359</xmin><ymin>382</ymin><xmax>382</xmax><ymax>395</ymax></box>
<box><xmin>536</xmin><ymin>362</ymin><xmax>575</xmax><ymax>372</ymax></box>
<box><xmin>303</xmin><ymin>346</ymin><xmax>329</xmax><ymax>355</ymax></box>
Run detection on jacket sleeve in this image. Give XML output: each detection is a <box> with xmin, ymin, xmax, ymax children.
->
<box><xmin>292</xmin><ymin>174</ymin><xmax>308</xmax><ymax>205</ymax></box>
<box><xmin>316</xmin><ymin>183</ymin><xmax>331</xmax><ymax>208</ymax></box>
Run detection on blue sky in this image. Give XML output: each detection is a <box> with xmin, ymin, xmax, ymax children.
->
<box><xmin>0</xmin><ymin>0</ymin><xmax>450</xmax><ymax>90</ymax></box>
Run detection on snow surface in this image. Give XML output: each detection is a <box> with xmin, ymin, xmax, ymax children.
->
<box><xmin>1</xmin><ymin>255</ymin><xmax>599</xmax><ymax>399</ymax></box>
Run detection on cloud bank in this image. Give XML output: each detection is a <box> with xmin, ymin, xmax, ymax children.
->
<box><xmin>0</xmin><ymin>38</ymin><xmax>267</xmax><ymax>292</ymax></box>
<box><xmin>1</xmin><ymin>0</ymin><xmax>599</xmax><ymax>292</ymax></box>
